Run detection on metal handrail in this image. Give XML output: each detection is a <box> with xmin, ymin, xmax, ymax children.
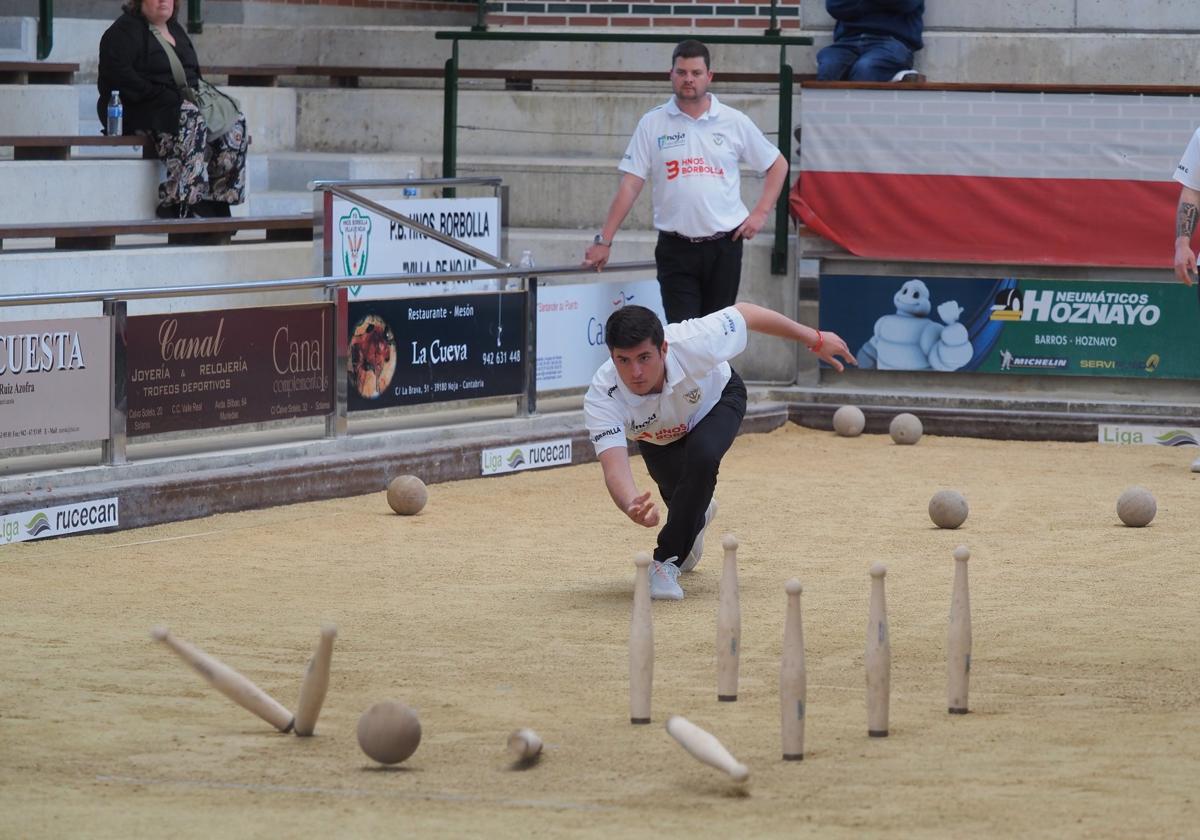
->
<box><xmin>0</xmin><ymin>261</ymin><xmax>657</xmax><ymax>307</ymax></box>
<box><xmin>310</xmin><ymin>177</ymin><xmax>501</xmax><ymax>190</ymax></box>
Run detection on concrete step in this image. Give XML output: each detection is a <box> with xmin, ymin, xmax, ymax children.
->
<box><xmin>294</xmin><ymin>88</ymin><xmax>789</xmax><ymax>157</ymax></box>
<box><xmin>0</xmin><ymin>85</ymin><xmax>78</xmax><ymax>135</ymax></box>
<box><xmin>0</xmin><ymin>159</ymin><xmax>159</xmax><ymax>223</ymax></box>
<box><xmin>21</xmin><ymin>16</ymin><xmax>1194</xmax><ymax>87</ymax></box>
<box><xmin>0</xmin><ymin>240</ymin><xmax>314</xmax><ymax>320</ymax></box>
<box><xmin>246</xmin><ymin>150</ymin><xmax>422</xmax><ymax>192</ymax></box>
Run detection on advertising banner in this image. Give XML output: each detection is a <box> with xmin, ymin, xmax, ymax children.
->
<box><xmin>480</xmin><ymin>438</ymin><xmax>573</xmax><ymax>476</ymax></box>
<box><xmin>332</xmin><ymin>196</ymin><xmax>502</xmax><ymax>299</ymax></box>
<box><xmin>1098</xmin><ymin>424</ymin><xmax>1200</xmax><ymax>446</ymax></box>
<box><xmin>125</xmin><ymin>305</ymin><xmax>333</xmax><ymax>436</ymax></box>
<box><xmin>819</xmin><ymin>274</ymin><xmax>1200</xmax><ymax>379</ymax></box>
<box><xmin>1</xmin><ymin>497</ymin><xmax>119</xmax><ymax>545</ymax></box>
<box><xmin>536</xmin><ymin>279</ymin><xmax>665</xmax><ymax>391</ymax></box>
<box><xmin>347</xmin><ymin>292</ymin><xmax>526</xmax><ymax>410</ymax></box>
<box><xmin>0</xmin><ymin>317</ymin><xmax>110</xmax><ymax>450</ymax></box>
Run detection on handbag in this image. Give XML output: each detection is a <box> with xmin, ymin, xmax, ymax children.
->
<box><xmin>149</xmin><ymin>25</ymin><xmax>241</xmax><ymax>139</ymax></box>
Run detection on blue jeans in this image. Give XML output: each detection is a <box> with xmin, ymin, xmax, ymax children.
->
<box><xmin>817</xmin><ymin>34</ymin><xmax>914</xmax><ymax>82</ymax></box>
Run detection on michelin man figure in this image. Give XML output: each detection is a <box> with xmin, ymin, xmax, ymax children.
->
<box><xmin>856</xmin><ymin>279</ymin><xmax>974</xmax><ymax>371</ymax></box>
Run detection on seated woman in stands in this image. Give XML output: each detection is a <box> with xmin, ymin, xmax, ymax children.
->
<box><xmin>97</xmin><ymin>0</ymin><xmax>249</xmax><ymax>218</ymax></box>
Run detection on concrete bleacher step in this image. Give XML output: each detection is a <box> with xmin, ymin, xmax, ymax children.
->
<box><xmin>18</xmin><ymin>15</ymin><xmax>1199</xmax><ymax>87</ymax></box>
<box><xmin>0</xmin><ymin>159</ymin><xmax>158</xmax><ymax>223</ymax></box>
<box><xmin>0</xmin><ymin>240</ymin><xmax>314</xmax><ymax>317</ymax></box>
<box><xmin>0</xmin><ymin>85</ymin><xmax>78</xmax><ymax>137</ymax></box>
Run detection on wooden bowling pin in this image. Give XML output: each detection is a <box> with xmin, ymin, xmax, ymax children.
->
<box><xmin>630</xmin><ymin>552</ymin><xmax>654</xmax><ymax>724</ymax></box>
<box><xmin>716</xmin><ymin>534</ymin><xmax>741</xmax><ymax>702</ymax></box>
<box><xmin>293</xmin><ymin>623</ymin><xmax>336</xmax><ymax>736</ymax></box>
<box><xmin>508</xmin><ymin>728</ymin><xmax>543</xmax><ymax>761</ymax></box>
<box><xmin>665</xmin><ymin>715</ymin><xmax>749</xmax><ymax>783</ymax></box>
<box><xmin>865</xmin><ymin>563</ymin><xmax>890</xmax><ymax>737</ymax></box>
<box><xmin>947</xmin><ymin>545</ymin><xmax>972</xmax><ymax>714</ymax></box>
<box><xmin>151</xmin><ymin>626</ymin><xmax>294</xmax><ymax>733</ymax></box>
<box><xmin>780</xmin><ymin>578</ymin><xmax>807</xmax><ymax>760</ymax></box>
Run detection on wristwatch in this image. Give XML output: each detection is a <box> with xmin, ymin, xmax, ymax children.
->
<box><xmin>593</xmin><ymin>234</ymin><xmax>612</xmax><ymax>247</ymax></box>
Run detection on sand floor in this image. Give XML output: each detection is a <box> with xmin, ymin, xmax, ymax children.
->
<box><xmin>1</xmin><ymin>424</ymin><xmax>1197</xmax><ymax>838</ymax></box>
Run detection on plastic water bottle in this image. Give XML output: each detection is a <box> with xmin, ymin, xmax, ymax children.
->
<box><xmin>106</xmin><ymin>90</ymin><xmax>123</xmax><ymax>137</ymax></box>
<box><xmin>403</xmin><ymin>168</ymin><xmax>419</xmax><ymax>198</ymax></box>
<box><xmin>511</xmin><ymin>249</ymin><xmax>535</xmax><ymax>290</ymax></box>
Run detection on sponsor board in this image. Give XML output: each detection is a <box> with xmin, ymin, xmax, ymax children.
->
<box><xmin>1</xmin><ymin>497</ymin><xmax>119</xmax><ymax>545</ymax></box>
<box><xmin>125</xmin><ymin>305</ymin><xmax>333</xmax><ymax>436</ymax></box>
<box><xmin>1098</xmin><ymin>424</ymin><xmax>1200</xmax><ymax>447</ymax></box>
<box><xmin>536</xmin><ymin>279</ymin><xmax>666</xmax><ymax>391</ymax></box>
<box><xmin>820</xmin><ymin>275</ymin><xmax>1200</xmax><ymax>379</ymax></box>
<box><xmin>348</xmin><ymin>292</ymin><xmax>525</xmax><ymax>410</ymax></box>
<box><xmin>0</xmin><ymin>316</ymin><xmax>111</xmax><ymax>450</ymax></box>
<box><xmin>481</xmin><ymin>438</ymin><xmax>573</xmax><ymax>476</ymax></box>
<box><xmin>331</xmin><ymin>197</ymin><xmax>502</xmax><ymax>299</ymax></box>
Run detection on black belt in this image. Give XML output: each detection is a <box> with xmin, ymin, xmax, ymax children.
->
<box><xmin>660</xmin><ymin>229</ymin><xmax>733</xmax><ymax>243</ymax></box>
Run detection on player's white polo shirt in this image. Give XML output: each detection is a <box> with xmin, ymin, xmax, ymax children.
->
<box><xmin>585</xmin><ymin>307</ymin><xmax>749</xmax><ymax>455</ymax></box>
<box><xmin>619</xmin><ymin>94</ymin><xmax>781</xmax><ymax>238</ymax></box>
<box><xmin>1175</xmin><ymin>127</ymin><xmax>1200</xmax><ymax>190</ymax></box>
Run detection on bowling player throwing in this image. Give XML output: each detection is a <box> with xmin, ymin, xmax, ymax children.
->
<box><xmin>584</xmin><ymin>303</ymin><xmax>856</xmax><ymax>600</ymax></box>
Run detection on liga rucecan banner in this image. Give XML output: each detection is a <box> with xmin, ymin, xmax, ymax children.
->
<box><xmin>347</xmin><ymin>292</ymin><xmax>526</xmax><ymax>410</ymax></box>
<box><xmin>125</xmin><ymin>305</ymin><xmax>334</xmax><ymax>436</ymax></box>
<box><xmin>819</xmin><ymin>274</ymin><xmax>1200</xmax><ymax>379</ymax></box>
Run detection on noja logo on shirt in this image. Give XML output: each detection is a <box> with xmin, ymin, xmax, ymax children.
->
<box><xmin>657</xmin><ymin>132</ymin><xmax>686</xmax><ymax>149</ymax></box>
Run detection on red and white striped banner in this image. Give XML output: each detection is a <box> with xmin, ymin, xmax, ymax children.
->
<box><xmin>794</xmin><ymin>88</ymin><xmax>1200</xmax><ymax>268</ymax></box>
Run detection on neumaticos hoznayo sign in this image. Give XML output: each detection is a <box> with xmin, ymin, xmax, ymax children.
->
<box><xmin>125</xmin><ymin>305</ymin><xmax>334</xmax><ymax>436</ymax></box>
<box><xmin>819</xmin><ymin>274</ymin><xmax>1200</xmax><ymax>379</ymax></box>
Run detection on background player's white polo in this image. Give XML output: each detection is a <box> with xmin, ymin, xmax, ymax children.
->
<box><xmin>619</xmin><ymin>94</ymin><xmax>781</xmax><ymax>238</ymax></box>
<box><xmin>1176</xmin><ymin>127</ymin><xmax>1200</xmax><ymax>190</ymax></box>
<box><xmin>585</xmin><ymin>307</ymin><xmax>749</xmax><ymax>455</ymax></box>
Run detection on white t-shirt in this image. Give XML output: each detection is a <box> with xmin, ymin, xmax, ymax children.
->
<box><xmin>618</xmin><ymin>94</ymin><xmax>782</xmax><ymax>238</ymax></box>
<box><xmin>584</xmin><ymin>307</ymin><xmax>749</xmax><ymax>455</ymax></box>
<box><xmin>1175</xmin><ymin>127</ymin><xmax>1200</xmax><ymax>190</ymax></box>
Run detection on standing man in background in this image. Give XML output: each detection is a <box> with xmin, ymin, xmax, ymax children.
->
<box><xmin>1174</xmin><ymin>124</ymin><xmax>1199</xmax><ymax>285</ymax></box>
<box><xmin>817</xmin><ymin>1</ymin><xmax>925</xmax><ymax>83</ymax></box>
<box><xmin>583</xmin><ymin>40</ymin><xmax>788</xmax><ymax>324</ymax></box>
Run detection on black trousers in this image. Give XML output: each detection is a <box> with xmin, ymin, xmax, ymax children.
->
<box><xmin>638</xmin><ymin>370</ymin><xmax>747</xmax><ymax>567</ymax></box>
<box><xmin>655</xmin><ymin>231</ymin><xmax>744</xmax><ymax>323</ymax></box>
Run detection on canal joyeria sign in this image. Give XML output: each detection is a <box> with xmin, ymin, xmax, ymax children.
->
<box><xmin>124</xmin><ymin>304</ymin><xmax>334</xmax><ymax>436</ymax></box>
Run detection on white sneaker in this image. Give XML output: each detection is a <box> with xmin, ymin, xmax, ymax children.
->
<box><xmin>680</xmin><ymin>499</ymin><xmax>718</xmax><ymax>573</ymax></box>
<box><xmin>1191</xmin><ymin>455</ymin><xmax>1200</xmax><ymax>473</ymax></box>
<box><xmin>649</xmin><ymin>559</ymin><xmax>684</xmax><ymax>601</ymax></box>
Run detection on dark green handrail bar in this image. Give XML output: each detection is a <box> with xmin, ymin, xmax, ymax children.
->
<box><xmin>37</xmin><ymin>0</ymin><xmax>52</xmax><ymax>59</ymax></box>
<box><xmin>187</xmin><ymin>0</ymin><xmax>202</xmax><ymax>33</ymax></box>
<box><xmin>435</xmin><ymin>30</ymin><xmax>812</xmax><ymax>275</ymax></box>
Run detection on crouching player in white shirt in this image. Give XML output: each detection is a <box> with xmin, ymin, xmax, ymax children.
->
<box><xmin>584</xmin><ymin>304</ymin><xmax>856</xmax><ymax>600</ymax></box>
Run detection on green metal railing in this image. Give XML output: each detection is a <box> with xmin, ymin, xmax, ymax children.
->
<box><xmin>188</xmin><ymin>0</ymin><xmax>203</xmax><ymax>33</ymax></box>
<box><xmin>435</xmin><ymin>30</ymin><xmax>811</xmax><ymax>275</ymax></box>
<box><xmin>36</xmin><ymin>0</ymin><xmax>52</xmax><ymax>59</ymax></box>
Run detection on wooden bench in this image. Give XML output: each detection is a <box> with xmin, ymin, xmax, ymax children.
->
<box><xmin>0</xmin><ymin>135</ymin><xmax>157</xmax><ymax>161</ymax></box>
<box><xmin>0</xmin><ymin>215</ymin><xmax>313</xmax><ymax>250</ymax></box>
<box><xmin>0</xmin><ymin>61</ymin><xmax>79</xmax><ymax>84</ymax></box>
<box><xmin>203</xmin><ymin>64</ymin><xmax>816</xmax><ymax>90</ymax></box>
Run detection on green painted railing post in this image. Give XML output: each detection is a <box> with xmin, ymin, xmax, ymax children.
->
<box><xmin>442</xmin><ymin>41</ymin><xmax>459</xmax><ymax>197</ymax></box>
<box><xmin>472</xmin><ymin>0</ymin><xmax>488</xmax><ymax>32</ymax></box>
<box><xmin>36</xmin><ymin>0</ymin><xmax>52</xmax><ymax>60</ymax></box>
<box><xmin>772</xmin><ymin>57</ymin><xmax>793</xmax><ymax>276</ymax></box>
<box><xmin>764</xmin><ymin>0</ymin><xmax>780</xmax><ymax>37</ymax></box>
<box><xmin>187</xmin><ymin>0</ymin><xmax>202</xmax><ymax>33</ymax></box>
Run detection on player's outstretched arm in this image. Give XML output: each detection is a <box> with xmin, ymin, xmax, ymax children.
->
<box><xmin>584</xmin><ymin>173</ymin><xmax>646</xmax><ymax>271</ymax></box>
<box><xmin>598</xmin><ymin>447</ymin><xmax>660</xmax><ymax>528</ymax></box>
<box><xmin>733</xmin><ymin>302</ymin><xmax>857</xmax><ymax>372</ymax></box>
<box><xmin>1175</xmin><ymin>186</ymin><xmax>1199</xmax><ymax>285</ymax></box>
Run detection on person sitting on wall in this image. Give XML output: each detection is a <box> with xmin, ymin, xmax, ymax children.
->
<box><xmin>97</xmin><ymin>0</ymin><xmax>250</xmax><ymax>218</ymax></box>
<box><xmin>817</xmin><ymin>0</ymin><xmax>925</xmax><ymax>83</ymax></box>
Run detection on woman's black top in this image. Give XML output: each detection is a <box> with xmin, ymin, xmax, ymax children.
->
<box><xmin>96</xmin><ymin>12</ymin><xmax>202</xmax><ymax>134</ymax></box>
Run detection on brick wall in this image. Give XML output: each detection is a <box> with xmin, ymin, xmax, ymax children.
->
<box><xmin>252</xmin><ymin>0</ymin><xmax>475</xmax><ymax>11</ymax></box>
<box><xmin>484</xmin><ymin>1</ymin><xmax>800</xmax><ymax>29</ymax></box>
